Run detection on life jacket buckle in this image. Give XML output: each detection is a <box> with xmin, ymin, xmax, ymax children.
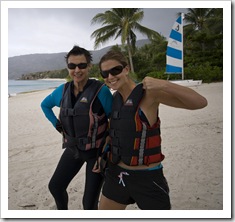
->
<box><xmin>112</xmin><ymin>146</ymin><xmax>120</xmax><ymax>155</ymax></box>
<box><xmin>113</xmin><ymin>111</ymin><xmax>120</xmax><ymax>119</ymax></box>
<box><xmin>64</xmin><ymin>108</ymin><xmax>74</xmax><ymax>116</ymax></box>
<box><xmin>78</xmin><ymin>137</ymin><xmax>90</xmax><ymax>145</ymax></box>
<box><xmin>109</xmin><ymin>129</ymin><xmax>115</xmax><ymax>137</ymax></box>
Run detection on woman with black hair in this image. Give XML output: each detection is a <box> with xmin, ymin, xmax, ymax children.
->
<box><xmin>41</xmin><ymin>45</ymin><xmax>113</xmax><ymax>210</ymax></box>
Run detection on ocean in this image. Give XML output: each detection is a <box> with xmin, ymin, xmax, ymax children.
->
<box><xmin>8</xmin><ymin>79</ymin><xmax>66</xmax><ymax>95</ymax></box>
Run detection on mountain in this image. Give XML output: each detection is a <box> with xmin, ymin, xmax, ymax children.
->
<box><xmin>8</xmin><ymin>39</ymin><xmax>150</xmax><ymax>80</ymax></box>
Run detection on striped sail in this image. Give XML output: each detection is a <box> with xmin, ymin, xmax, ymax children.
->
<box><xmin>166</xmin><ymin>14</ymin><xmax>184</xmax><ymax>77</ymax></box>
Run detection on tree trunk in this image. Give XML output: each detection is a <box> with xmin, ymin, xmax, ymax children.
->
<box><xmin>126</xmin><ymin>39</ymin><xmax>135</xmax><ymax>73</ymax></box>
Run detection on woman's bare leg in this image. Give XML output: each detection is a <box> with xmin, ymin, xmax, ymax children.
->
<box><xmin>99</xmin><ymin>194</ymin><xmax>127</xmax><ymax>210</ymax></box>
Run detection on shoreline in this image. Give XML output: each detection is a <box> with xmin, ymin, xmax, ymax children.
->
<box><xmin>9</xmin><ymin>78</ymin><xmax>66</xmax><ymax>81</ymax></box>
<box><xmin>8</xmin><ymin>81</ymin><xmax>222</xmax><ymax>97</ymax></box>
<box><xmin>8</xmin><ymin>78</ymin><xmax>67</xmax><ymax>97</ymax></box>
<box><xmin>39</xmin><ymin>78</ymin><xmax>67</xmax><ymax>81</ymax></box>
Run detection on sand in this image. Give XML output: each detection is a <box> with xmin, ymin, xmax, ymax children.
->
<box><xmin>6</xmin><ymin>82</ymin><xmax>224</xmax><ymax>212</ymax></box>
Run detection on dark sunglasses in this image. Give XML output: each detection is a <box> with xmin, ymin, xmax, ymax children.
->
<box><xmin>100</xmin><ymin>65</ymin><xmax>124</xmax><ymax>78</ymax></box>
<box><xmin>67</xmin><ymin>63</ymin><xmax>88</xmax><ymax>70</ymax></box>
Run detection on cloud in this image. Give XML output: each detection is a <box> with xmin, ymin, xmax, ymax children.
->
<box><xmin>8</xmin><ymin>8</ymin><xmax>189</xmax><ymax>57</ymax></box>
<box><xmin>8</xmin><ymin>8</ymin><xmax>110</xmax><ymax>56</ymax></box>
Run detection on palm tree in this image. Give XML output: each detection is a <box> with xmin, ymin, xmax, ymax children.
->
<box><xmin>90</xmin><ymin>8</ymin><xmax>161</xmax><ymax>73</ymax></box>
<box><xmin>183</xmin><ymin>8</ymin><xmax>212</xmax><ymax>31</ymax></box>
<box><xmin>180</xmin><ymin>9</ymin><xmax>222</xmax><ymax>59</ymax></box>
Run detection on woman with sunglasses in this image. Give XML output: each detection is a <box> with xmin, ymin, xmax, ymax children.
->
<box><xmin>41</xmin><ymin>45</ymin><xmax>113</xmax><ymax>210</ymax></box>
<box><xmin>97</xmin><ymin>50</ymin><xmax>207</xmax><ymax>210</ymax></box>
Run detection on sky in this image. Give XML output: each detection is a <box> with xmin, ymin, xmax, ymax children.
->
<box><xmin>6</xmin><ymin>0</ymin><xmax>231</xmax><ymax>58</ymax></box>
<box><xmin>7</xmin><ymin>7</ymin><xmax>190</xmax><ymax>57</ymax></box>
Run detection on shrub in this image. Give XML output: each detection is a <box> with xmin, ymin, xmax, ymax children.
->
<box><xmin>185</xmin><ymin>62</ymin><xmax>223</xmax><ymax>83</ymax></box>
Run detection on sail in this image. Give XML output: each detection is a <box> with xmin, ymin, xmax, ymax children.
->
<box><xmin>166</xmin><ymin>14</ymin><xmax>184</xmax><ymax>76</ymax></box>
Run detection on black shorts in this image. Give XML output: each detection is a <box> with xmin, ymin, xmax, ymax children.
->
<box><xmin>102</xmin><ymin>163</ymin><xmax>171</xmax><ymax>210</ymax></box>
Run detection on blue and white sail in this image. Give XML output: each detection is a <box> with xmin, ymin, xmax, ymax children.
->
<box><xmin>166</xmin><ymin>13</ymin><xmax>184</xmax><ymax>79</ymax></box>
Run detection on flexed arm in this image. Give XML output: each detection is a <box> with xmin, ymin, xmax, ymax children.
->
<box><xmin>142</xmin><ymin>77</ymin><xmax>208</xmax><ymax>110</ymax></box>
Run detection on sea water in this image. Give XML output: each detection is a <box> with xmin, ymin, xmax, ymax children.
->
<box><xmin>8</xmin><ymin>79</ymin><xmax>66</xmax><ymax>95</ymax></box>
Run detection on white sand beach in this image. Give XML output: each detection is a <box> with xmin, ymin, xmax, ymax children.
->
<box><xmin>6</xmin><ymin>82</ymin><xmax>224</xmax><ymax>212</ymax></box>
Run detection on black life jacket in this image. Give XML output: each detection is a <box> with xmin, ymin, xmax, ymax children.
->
<box><xmin>59</xmin><ymin>79</ymin><xmax>108</xmax><ymax>151</ymax></box>
<box><xmin>109</xmin><ymin>83</ymin><xmax>164</xmax><ymax>166</ymax></box>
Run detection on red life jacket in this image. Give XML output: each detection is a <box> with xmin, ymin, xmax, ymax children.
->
<box><xmin>109</xmin><ymin>83</ymin><xmax>164</xmax><ymax>166</ymax></box>
<box><xmin>59</xmin><ymin>79</ymin><xmax>108</xmax><ymax>151</ymax></box>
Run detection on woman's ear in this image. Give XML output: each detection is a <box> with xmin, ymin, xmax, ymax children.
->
<box><xmin>88</xmin><ymin>63</ymin><xmax>92</xmax><ymax>71</ymax></box>
<box><xmin>124</xmin><ymin>65</ymin><xmax>130</xmax><ymax>75</ymax></box>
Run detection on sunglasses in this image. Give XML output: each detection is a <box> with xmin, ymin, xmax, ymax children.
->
<box><xmin>100</xmin><ymin>65</ymin><xmax>124</xmax><ymax>78</ymax></box>
<box><xmin>67</xmin><ymin>63</ymin><xmax>88</xmax><ymax>70</ymax></box>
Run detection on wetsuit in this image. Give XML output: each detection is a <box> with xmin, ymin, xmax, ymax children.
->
<box><xmin>41</xmin><ymin>79</ymin><xmax>113</xmax><ymax>210</ymax></box>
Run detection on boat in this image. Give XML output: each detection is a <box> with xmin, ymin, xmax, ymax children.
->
<box><xmin>169</xmin><ymin>79</ymin><xmax>202</xmax><ymax>86</ymax></box>
<box><xmin>166</xmin><ymin>13</ymin><xmax>202</xmax><ymax>87</ymax></box>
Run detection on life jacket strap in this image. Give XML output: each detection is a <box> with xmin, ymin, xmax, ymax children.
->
<box><xmin>63</xmin><ymin>134</ymin><xmax>91</xmax><ymax>149</ymax></box>
<box><xmin>111</xmin><ymin>146</ymin><xmax>120</xmax><ymax>156</ymax></box>
<box><xmin>112</xmin><ymin>111</ymin><xmax>136</xmax><ymax>120</ymax></box>
<box><xmin>138</xmin><ymin>123</ymin><xmax>147</xmax><ymax>164</ymax></box>
<box><xmin>63</xmin><ymin>131</ymin><xmax>106</xmax><ymax>149</ymax></box>
<box><xmin>111</xmin><ymin>145</ymin><xmax>161</xmax><ymax>157</ymax></box>
<box><xmin>91</xmin><ymin>114</ymin><xmax>99</xmax><ymax>148</ymax></box>
<box><xmin>111</xmin><ymin>146</ymin><xmax>161</xmax><ymax>157</ymax></box>
<box><xmin>60</xmin><ymin>107</ymin><xmax>88</xmax><ymax>116</ymax></box>
<box><xmin>109</xmin><ymin>127</ymin><xmax>160</xmax><ymax>138</ymax></box>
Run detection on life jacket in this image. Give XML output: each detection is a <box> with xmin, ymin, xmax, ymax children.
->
<box><xmin>109</xmin><ymin>83</ymin><xmax>164</xmax><ymax>166</ymax></box>
<box><xmin>59</xmin><ymin>79</ymin><xmax>108</xmax><ymax>151</ymax></box>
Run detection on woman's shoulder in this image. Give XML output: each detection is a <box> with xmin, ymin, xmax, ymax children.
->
<box><xmin>50</xmin><ymin>83</ymin><xmax>67</xmax><ymax>100</ymax></box>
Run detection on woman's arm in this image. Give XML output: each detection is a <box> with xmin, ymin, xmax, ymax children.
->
<box><xmin>97</xmin><ymin>85</ymin><xmax>113</xmax><ymax>117</ymax></box>
<box><xmin>40</xmin><ymin>84</ymin><xmax>64</xmax><ymax>128</ymax></box>
<box><xmin>142</xmin><ymin>77</ymin><xmax>207</xmax><ymax>110</ymax></box>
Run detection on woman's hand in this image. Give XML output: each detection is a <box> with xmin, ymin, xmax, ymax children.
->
<box><xmin>56</xmin><ymin>119</ymin><xmax>63</xmax><ymax>133</ymax></box>
<box><xmin>142</xmin><ymin>77</ymin><xmax>165</xmax><ymax>92</ymax></box>
<box><xmin>92</xmin><ymin>157</ymin><xmax>101</xmax><ymax>173</ymax></box>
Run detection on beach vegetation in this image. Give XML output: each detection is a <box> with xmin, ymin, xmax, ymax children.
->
<box><xmin>90</xmin><ymin>8</ymin><xmax>223</xmax><ymax>83</ymax></box>
<box><xmin>90</xmin><ymin>8</ymin><xmax>161</xmax><ymax>73</ymax></box>
<box><xmin>21</xmin><ymin>68</ymin><xmax>69</xmax><ymax>80</ymax></box>
<box><xmin>20</xmin><ymin>8</ymin><xmax>223</xmax><ymax>84</ymax></box>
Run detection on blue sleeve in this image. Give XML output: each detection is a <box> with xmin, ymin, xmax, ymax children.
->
<box><xmin>40</xmin><ymin>84</ymin><xmax>64</xmax><ymax>128</ymax></box>
<box><xmin>97</xmin><ymin>85</ymin><xmax>113</xmax><ymax>118</ymax></box>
